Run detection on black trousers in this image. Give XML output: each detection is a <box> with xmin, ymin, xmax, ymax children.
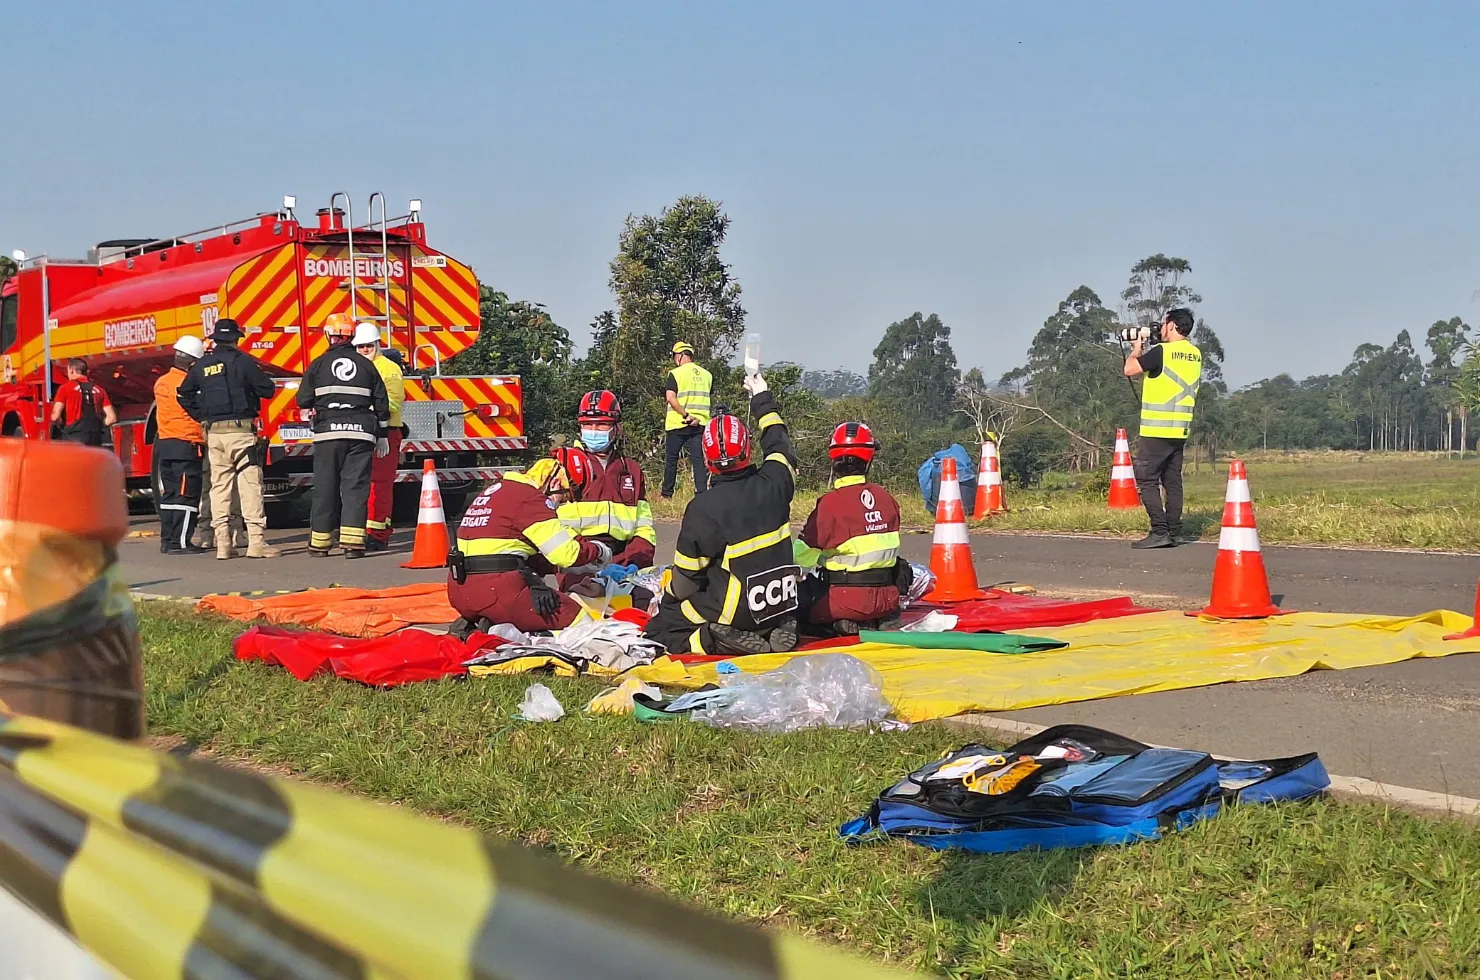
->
<box><xmin>644</xmin><ymin>597</ymin><xmax>714</xmax><ymax>654</ymax></box>
<box><xmin>661</xmin><ymin>426</ymin><xmax>708</xmax><ymax>497</ymax></box>
<box><xmin>1134</xmin><ymin>435</ymin><xmax>1186</xmax><ymax>537</ymax></box>
<box><xmin>157</xmin><ymin>453</ymin><xmax>203</xmax><ymax>552</ymax></box>
<box><xmin>309</xmin><ymin>438</ymin><xmax>374</xmax><ymax>551</ymax></box>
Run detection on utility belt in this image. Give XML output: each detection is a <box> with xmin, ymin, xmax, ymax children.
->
<box><xmin>823</xmin><ymin>566</ymin><xmax>899</xmax><ymax>587</ymax></box>
<box><xmin>203</xmin><ymin>419</ymin><xmax>257</xmax><ymax>432</ymax></box>
<box><xmin>448</xmin><ymin>549</ymin><xmax>527</xmax><ymax>584</ymax></box>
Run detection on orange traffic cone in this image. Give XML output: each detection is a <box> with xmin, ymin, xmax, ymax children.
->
<box><xmin>1443</xmin><ymin>578</ymin><xmax>1480</xmax><ymax>640</ymax></box>
<box><xmin>1191</xmin><ymin>460</ymin><xmax>1285</xmax><ymax>619</ymax></box>
<box><xmin>1107</xmin><ymin>428</ymin><xmax>1139</xmax><ymax>509</ymax></box>
<box><xmin>973</xmin><ymin>439</ymin><xmax>1006</xmax><ymax>516</ymax></box>
<box><xmin>925</xmin><ymin>457</ymin><xmax>989</xmax><ymax>603</ymax></box>
<box><xmin>401</xmin><ymin>459</ymin><xmax>450</xmax><ymax>569</ymax></box>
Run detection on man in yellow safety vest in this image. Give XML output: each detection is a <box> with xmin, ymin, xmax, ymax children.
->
<box><xmin>660</xmin><ymin>340</ymin><xmax>713</xmax><ymax>497</ymax></box>
<box><xmin>1123</xmin><ymin>307</ymin><xmax>1202</xmax><ymax>549</ymax></box>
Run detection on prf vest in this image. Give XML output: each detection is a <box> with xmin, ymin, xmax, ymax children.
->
<box><xmin>1139</xmin><ymin>339</ymin><xmax>1202</xmax><ymax>439</ymax></box>
<box><xmin>665</xmin><ymin>362</ymin><xmax>713</xmax><ymax>431</ymax></box>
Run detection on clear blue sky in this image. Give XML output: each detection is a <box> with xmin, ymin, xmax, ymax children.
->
<box><xmin>6</xmin><ymin>1</ymin><xmax>1477</xmax><ymax>387</ymax></box>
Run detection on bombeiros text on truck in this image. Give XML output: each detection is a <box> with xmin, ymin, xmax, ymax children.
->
<box><xmin>0</xmin><ymin>193</ymin><xmax>523</xmax><ymax>519</ymax></box>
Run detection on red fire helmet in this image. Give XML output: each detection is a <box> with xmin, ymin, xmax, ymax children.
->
<box><xmin>828</xmin><ymin>421</ymin><xmax>879</xmax><ymax>462</ymax></box>
<box><xmin>701</xmin><ymin>413</ymin><xmax>751</xmax><ymax>474</ymax></box>
<box><xmin>550</xmin><ymin>445</ymin><xmax>593</xmax><ymax>497</ymax></box>
<box><xmin>577</xmin><ymin>389</ymin><xmax>622</xmax><ymax>424</ymax></box>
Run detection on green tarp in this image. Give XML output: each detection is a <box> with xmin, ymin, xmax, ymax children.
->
<box><xmin>856</xmin><ymin>631</ymin><xmax>1068</xmax><ymax>654</ymax></box>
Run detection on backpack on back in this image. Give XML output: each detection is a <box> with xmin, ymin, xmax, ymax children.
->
<box><xmin>840</xmin><ymin>724</ymin><xmax>1328</xmax><ymax>854</ymax></box>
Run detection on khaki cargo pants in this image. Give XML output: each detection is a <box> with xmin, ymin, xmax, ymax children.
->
<box><xmin>205</xmin><ymin>421</ymin><xmax>266</xmax><ymax>537</ymax></box>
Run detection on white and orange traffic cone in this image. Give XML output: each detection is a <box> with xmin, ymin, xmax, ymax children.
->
<box><xmin>401</xmin><ymin>459</ymin><xmax>450</xmax><ymax>569</ymax></box>
<box><xmin>1191</xmin><ymin>460</ymin><xmax>1285</xmax><ymax>619</ymax></box>
<box><xmin>1443</xmin><ymin>578</ymin><xmax>1480</xmax><ymax>640</ymax></box>
<box><xmin>1107</xmin><ymin>428</ymin><xmax>1139</xmax><ymax>509</ymax></box>
<box><xmin>973</xmin><ymin>439</ymin><xmax>1005</xmax><ymax>517</ymax></box>
<box><xmin>925</xmin><ymin>457</ymin><xmax>990</xmax><ymax>603</ymax></box>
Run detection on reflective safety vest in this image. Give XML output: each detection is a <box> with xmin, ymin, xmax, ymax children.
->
<box><xmin>373</xmin><ymin>353</ymin><xmax>406</xmax><ymax>428</ymax></box>
<box><xmin>1139</xmin><ymin>339</ymin><xmax>1202</xmax><ymax>440</ymax></box>
<box><xmin>557</xmin><ymin>455</ymin><xmax>656</xmax><ymax>547</ymax></box>
<box><xmin>665</xmin><ymin>362</ymin><xmax>713</xmax><ymax>431</ymax></box>
<box><xmin>153</xmin><ymin>368</ymin><xmax>204</xmax><ymax>444</ymax></box>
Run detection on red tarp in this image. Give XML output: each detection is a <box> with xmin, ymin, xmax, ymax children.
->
<box><xmin>233</xmin><ymin>625</ymin><xmax>502</xmax><ymax>686</ymax></box>
<box><xmin>927</xmin><ymin>591</ymin><xmax>1154</xmax><ymax>631</ymax></box>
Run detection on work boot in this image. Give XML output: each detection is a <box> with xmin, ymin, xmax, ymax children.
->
<box><xmin>364</xmin><ymin>538</ymin><xmax>389</xmax><ymax>553</ymax></box>
<box><xmin>246</xmin><ymin>535</ymin><xmax>281</xmax><ymax>559</ymax></box>
<box><xmin>307</xmin><ymin>547</ymin><xmax>333</xmax><ymax>558</ymax></box>
<box><xmin>1131</xmin><ymin>533</ymin><xmax>1175</xmax><ymax>550</ymax></box>
<box><xmin>195</xmin><ymin>529</ymin><xmax>213</xmax><ymax>549</ymax></box>
<box><xmin>834</xmin><ymin>619</ymin><xmax>864</xmax><ymax>636</ymax></box>
<box><xmin>343</xmin><ymin>547</ymin><xmax>365</xmax><ymax>560</ymax></box>
<box><xmin>216</xmin><ymin>540</ymin><xmax>235</xmax><ymax>560</ymax></box>
<box><xmin>767</xmin><ymin>616</ymin><xmax>798</xmax><ymax>653</ymax></box>
<box><xmin>877</xmin><ymin>614</ymin><xmax>904</xmax><ymax>632</ymax></box>
<box><xmin>710</xmin><ymin>624</ymin><xmax>771</xmax><ymax>656</ymax></box>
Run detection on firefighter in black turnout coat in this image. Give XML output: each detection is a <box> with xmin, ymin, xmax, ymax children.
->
<box><xmin>644</xmin><ymin>371</ymin><xmax>802</xmax><ymax>655</ymax></box>
<box><xmin>297</xmin><ymin>320</ymin><xmax>391</xmax><ymax>558</ymax></box>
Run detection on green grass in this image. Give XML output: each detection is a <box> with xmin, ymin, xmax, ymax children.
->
<box><xmin>144</xmin><ymin>604</ymin><xmax>1480</xmax><ymax>978</ymax></box>
<box><xmin>654</xmin><ymin>452</ymin><xmax>1480</xmax><ymax>551</ymax></box>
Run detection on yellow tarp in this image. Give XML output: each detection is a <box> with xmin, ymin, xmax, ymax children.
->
<box><xmin>628</xmin><ymin>609</ymin><xmax>1480</xmax><ymax>723</ymax></box>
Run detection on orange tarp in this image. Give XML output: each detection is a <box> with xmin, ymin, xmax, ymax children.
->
<box><xmin>196</xmin><ymin>583</ymin><xmax>458</xmax><ymax>638</ymax></box>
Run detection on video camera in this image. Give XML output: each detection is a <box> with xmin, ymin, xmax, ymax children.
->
<box><xmin>1114</xmin><ymin>323</ymin><xmax>1162</xmax><ymax>345</ymax></box>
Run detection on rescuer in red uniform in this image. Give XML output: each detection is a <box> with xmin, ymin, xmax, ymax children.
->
<box><xmin>448</xmin><ymin>458</ymin><xmax>611</xmax><ymax>633</ymax></box>
<box><xmin>555</xmin><ymin>390</ymin><xmax>656</xmax><ymax>592</ymax></box>
<box><xmin>51</xmin><ymin>358</ymin><xmax>117</xmax><ymax>446</ymax></box>
<box><xmin>797</xmin><ymin>421</ymin><xmax>911</xmax><ymax>634</ymax></box>
<box><xmin>644</xmin><ymin>372</ymin><xmax>801</xmax><ymax>655</ymax></box>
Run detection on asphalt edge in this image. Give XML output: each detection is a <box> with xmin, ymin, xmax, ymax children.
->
<box><xmin>950</xmin><ymin>713</ymin><xmax>1480</xmax><ymax>821</ymax></box>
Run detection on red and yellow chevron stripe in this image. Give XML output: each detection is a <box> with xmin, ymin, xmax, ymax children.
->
<box><xmin>409</xmin><ymin>251</ymin><xmax>479</xmax><ymax>371</ymax></box>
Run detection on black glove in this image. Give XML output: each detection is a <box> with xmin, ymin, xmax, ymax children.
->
<box><xmin>522</xmin><ymin>569</ymin><xmax>561</xmax><ymax>618</ymax></box>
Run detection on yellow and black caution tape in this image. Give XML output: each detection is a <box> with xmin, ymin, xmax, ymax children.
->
<box><xmin>0</xmin><ymin>714</ymin><xmax>911</xmax><ymax>979</ymax></box>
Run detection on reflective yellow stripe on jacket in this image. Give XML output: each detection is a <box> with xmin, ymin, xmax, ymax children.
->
<box><xmin>457</xmin><ymin>518</ymin><xmax>581</xmax><ymax>567</ymax></box>
<box><xmin>1139</xmin><ymin>339</ymin><xmax>1202</xmax><ymax>439</ymax></box>
<box><xmin>664</xmin><ymin>362</ymin><xmax>713</xmax><ymax>430</ymax></box>
<box><xmin>559</xmin><ymin>500</ymin><xmax>657</xmax><ymax>545</ymax></box>
<box><xmin>718</xmin><ymin>523</ymin><xmax>792</xmax><ymax>625</ymax></box>
<box><xmin>820</xmin><ymin>477</ymin><xmax>900</xmax><ymax>572</ymax></box>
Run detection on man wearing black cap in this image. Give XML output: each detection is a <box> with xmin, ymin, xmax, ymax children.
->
<box><xmin>178</xmin><ymin>318</ymin><xmax>280</xmax><ymax>560</ymax></box>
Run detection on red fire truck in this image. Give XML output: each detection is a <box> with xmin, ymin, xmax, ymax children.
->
<box><xmin>0</xmin><ymin>193</ymin><xmax>522</xmax><ymax>519</ymax></box>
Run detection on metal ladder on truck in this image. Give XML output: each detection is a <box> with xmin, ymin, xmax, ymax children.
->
<box><xmin>326</xmin><ymin>191</ymin><xmax>395</xmax><ymax>349</ymax></box>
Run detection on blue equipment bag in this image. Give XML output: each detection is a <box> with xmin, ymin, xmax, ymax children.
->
<box><xmin>917</xmin><ymin>444</ymin><xmax>978</xmax><ymax>517</ymax></box>
<box><xmin>840</xmin><ymin>724</ymin><xmax>1328</xmax><ymax>854</ymax></box>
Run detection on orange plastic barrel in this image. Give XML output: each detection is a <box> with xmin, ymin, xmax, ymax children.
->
<box><xmin>0</xmin><ymin>439</ymin><xmax>143</xmax><ymax>739</ymax></box>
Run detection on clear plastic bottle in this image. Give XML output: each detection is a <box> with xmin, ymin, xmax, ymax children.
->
<box><xmin>743</xmin><ymin>333</ymin><xmax>762</xmax><ymax>376</ymax></box>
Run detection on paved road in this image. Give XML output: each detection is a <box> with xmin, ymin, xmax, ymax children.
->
<box><xmin>123</xmin><ymin>515</ymin><xmax>1480</xmax><ymax>798</ymax></box>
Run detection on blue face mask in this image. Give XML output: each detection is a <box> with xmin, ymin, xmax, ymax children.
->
<box><xmin>581</xmin><ymin>427</ymin><xmax>612</xmax><ymax>453</ymax></box>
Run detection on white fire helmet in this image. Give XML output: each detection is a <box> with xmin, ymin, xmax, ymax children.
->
<box><xmin>352</xmin><ymin>322</ymin><xmax>381</xmax><ymax>347</ymax></box>
<box><xmin>173</xmin><ymin>335</ymin><xmax>206</xmax><ymax>359</ymax></box>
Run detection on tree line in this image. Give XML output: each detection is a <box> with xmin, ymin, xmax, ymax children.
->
<box><xmin>442</xmin><ymin>194</ymin><xmax>1480</xmax><ymax>494</ymax></box>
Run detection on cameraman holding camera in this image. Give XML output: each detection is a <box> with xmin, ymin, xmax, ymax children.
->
<box><xmin>1123</xmin><ymin>307</ymin><xmax>1202</xmax><ymax>549</ymax></box>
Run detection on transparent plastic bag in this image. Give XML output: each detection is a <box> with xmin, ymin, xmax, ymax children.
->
<box><xmin>903</xmin><ymin>562</ymin><xmax>936</xmax><ymax>608</ymax></box>
<box><xmin>517</xmin><ymin>683</ymin><xmax>565</xmax><ymax>722</ymax></box>
<box><xmin>692</xmin><ymin>654</ymin><xmax>893</xmax><ymax>733</ymax></box>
